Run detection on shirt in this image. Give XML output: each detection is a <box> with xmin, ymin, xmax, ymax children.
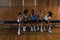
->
<box><xmin>38</xmin><ymin>13</ymin><xmax>42</xmax><ymax>20</ymax></box>
<box><xmin>44</xmin><ymin>15</ymin><xmax>51</xmax><ymax>20</ymax></box>
<box><xmin>30</xmin><ymin>14</ymin><xmax>36</xmax><ymax>21</ymax></box>
<box><xmin>23</xmin><ymin>14</ymin><xmax>28</xmax><ymax>21</ymax></box>
<box><xmin>17</xmin><ymin>15</ymin><xmax>23</xmax><ymax>22</ymax></box>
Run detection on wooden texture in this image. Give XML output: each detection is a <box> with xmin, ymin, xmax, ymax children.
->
<box><xmin>0</xmin><ymin>0</ymin><xmax>60</xmax><ymax>21</ymax></box>
<box><xmin>0</xmin><ymin>0</ymin><xmax>60</xmax><ymax>40</ymax></box>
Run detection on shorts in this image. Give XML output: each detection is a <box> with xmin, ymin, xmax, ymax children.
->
<box><xmin>19</xmin><ymin>21</ymin><xmax>22</xmax><ymax>23</ymax></box>
<box><xmin>38</xmin><ymin>19</ymin><xmax>42</xmax><ymax>23</ymax></box>
<box><xmin>23</xmin><ymin>20</ymin><xmax>28</xmax><ymax>23</ymax></box>
<box><xmin>30</xmin><ymin>20</ymin><xmax>36</xmax><ymax>23</ymax></box>
<box><xmin>43</xmin><ymin>20</ymin><xmax>49</xmax><ymax>24</ymax></box>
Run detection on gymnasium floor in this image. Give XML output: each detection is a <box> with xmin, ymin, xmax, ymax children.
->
<box><xmin>0</xmin><ymin>24</ymin><xmax>59</xmax><ymax>40</ymax></box>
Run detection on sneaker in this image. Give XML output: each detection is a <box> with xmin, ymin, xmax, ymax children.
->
<box><xmin>37</xmin><ymin>27</ymin><xmax>39</xmax><ymax>31</ymax></box>
<box><xmin>23</xmin><ymin>26</ymin><xmax>26</xmax><ymax>31</ymax></box>
<box><xmin>40</xmin><ymin>26</ymin><xmax>43</xmax><ymax>32</ymax></box>
<box><xmin>31</xmin><ymin>27</ymin><xmax>33</xmax><ymax>31</ymax></box>
<box><xmin>17</xmin><ymin>28</ymin><xmax>20</xmax><ymax>35</ymax></box>
<box><xmin>34</xmin><ymin>26</ymin><xmax>36</xmax><ymax>31</ymax></box>
<box><xmin>48</xmin><ymin>30</ymin><xmax>51</xmax><ymax>33</ymax></box>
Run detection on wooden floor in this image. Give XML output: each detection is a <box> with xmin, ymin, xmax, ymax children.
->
<box><xmin>0</xmin><ymin>32</ymin><xmax>60</xmax><ymax>40</ymax></box>
<box><xmin>0</xmin><ymin>26</ymin><xmax>60</xmax><ymax>40</ymax></box>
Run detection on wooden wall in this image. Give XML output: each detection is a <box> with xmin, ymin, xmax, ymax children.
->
<box><xmin>0</xmin><ymin>0</ymin><xmax>60</xmax><ymax>21</ymax></box>
<box><xmin>0</xmin><ymin>0</ymin><xmax>60</xmax><ymax>40</ymax></box>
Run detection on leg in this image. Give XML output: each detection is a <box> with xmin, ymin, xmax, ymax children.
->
<box><xmin>23</xmin><ymin>21</ymin><xmax>26</xmax><ymax>32</ymax></box>
<box><xmin>48</xmin><ymin>21</ymin><xmax>52</xmax><ymax>32</ymax></box>
<box><xmin>17</xmin><ymin>24</ymin><xmax>21</xmax><ymax>35</ymax></box>
<box><xmin>33</xmin><ymin>20</ymin><xmax>37</xmax><ymax>31</ymax></box>
<box><xmin>30</xmin><ymin>20</ymin><xmax>33</xmax><ymax>31</ymax></box>
<box><xmin>40</xmin><ymin>20</ymin><xmax>43</xmax><ymax>32</ymax></box>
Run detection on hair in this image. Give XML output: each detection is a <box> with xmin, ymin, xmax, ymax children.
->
<box><xmin>18</xmin><ymin>12</ymin><xmax>22</xmax><ymax>15</ymax></box>
<box><xmin>24</xmin><ymin>9</ymin><xmax>28</xmax><ymax>14</ymax></box>
<box><xmin>39</xmin><ymin>10</ymin><xmax>42</xmax><ymax>12</ymax></box>
<box><xmin>48</xmin><ymin>11</ymin><xmax>52</xmax><ymax>17</ymax></box>
<box><xmin>32</xmin><ymin>9</ymin><xmax>34</xmax><ymax>14</ymax></box>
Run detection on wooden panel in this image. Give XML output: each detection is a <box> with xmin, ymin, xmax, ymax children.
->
<box><xmin>0</xmin><ymin>0</ymin><xmax>60</xmax><ymax>40</ymax></box>
<box><xmin>56</xmin><ymin>0</ymin><xmax>60</xmax><ymax>20</ymax></box>
<box><xmin>24</xmin><ymin>0</ymin><xmax>34</xmax><ymax>6</ymax></box>
<box><xmin>0</xmin><ymin>33</ymin><xmax>59</xmax><ymax>40</ymax></box>
<box><xmin>0</xmin><ymin>0</ymin><xmax>59</xmax><ymax>20</ymax></box>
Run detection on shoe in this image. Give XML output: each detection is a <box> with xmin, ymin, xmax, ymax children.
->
<box><xmin>31</xmin><ymin>27</ymin><xmax>33</xmax><ymax>31</ymax></box>
<box><xmin>40</xmin><ymin>26</ymin><xmax>43</xmax><ymax>32</ymax></box>
<box><xmin>17</xmin><ymin>28</ymin><xmax>20</xmax><ymax>35</ymax></box>
<box><xmin>37</xmin><ymin>27</ymin><xmax>39</xmax><ymax>31</ymax></box>
<box><xmin>23</xmin><ymin>26</ymin><xmax>26</xmax><ymax>31</ymax></box>
<box><xmin>48</xmin><ymin>30</ymin><xmax>51</xmax><ymax>33</ymax></box>
<box><xmin>34</xmin><ymin>26</ymin><xmax>36</xmax><ymax>31</ymax></box>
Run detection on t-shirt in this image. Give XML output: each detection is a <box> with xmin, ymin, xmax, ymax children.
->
<box><xmin>17</xmin><ymin>15</ymin><xmax>23</xmax><ymax>22</ymax></box>
<box><xmin>38</xmin><ymin>13</ymin><xmax>42</xmax><ymax>20</ymax></box>
<box><xmin>44</xmin><ymin>15</ymin><xmax>51</xmax><ymax>21</ymax></box>
<box><xmin>30</xmin><ymin>14</ymin><xmax>36</xmax><ymax>21</ymax></box>
<box><xmin>23</xmin><ymin>15</ymin><xmax>28</xmax><ymax>21</ymax></box>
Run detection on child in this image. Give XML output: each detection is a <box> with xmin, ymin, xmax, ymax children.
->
<box><xmin>30</xmin><ymin>9</ymin><xmax>36</xmax><ymax>31</ymax></box>
<box><xmin>17</xmin><ymin>12</ymin><xmax>23</xmax><ymax>23</ymax></box>
<box><xmin>17</xmin><ymin>12</ymin><xmax>23</xmax><ymax>35</ymax></box>
<box><xmin>44</xmin><ymin>11</ymin><xmax>52</xmax><ymax>32</ymax></box>
<box><xmin>38</xmin><ymin>10</ymin><xmax>43</xmax><ymax>32</ymax></box>
<box><xmin>38</xmin><ymin>10</ymin><xmax>42</xmax><ymax>23</ymax></box>
<box><xmin>23</xmin><ymin>9</ymin><xmax>29</xmax><ymax>31</ymax></box>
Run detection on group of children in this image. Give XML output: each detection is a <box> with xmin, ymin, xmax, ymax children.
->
<box><xmin>17</xmin><ymin>9</ymin><xmax>52</xmax><ymax>35</ymax></box>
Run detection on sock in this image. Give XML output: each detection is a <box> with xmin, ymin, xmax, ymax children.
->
<box><xmin>17</xmin><ymin>27</ymin><xmax>20</xmax><ymax>35</ymax></box>
<box><xmin>40</xmin><ymin>26</ymin><xmax>43</xmax><ymax>32</ymax></box>
<box><xmin>37</xmin><ymin>27</ymin><xmax>39</xmax><ymax>31</ymax></box>
<box><xmin>34</xmin><ymin>26</ymin><xmax>36</xmax><ymax>31</ymax></box>
<box><xmin>31</xmin><ymin>26</ymin><xmax>33</xmax><ymax>31</ymax></box>
<box><xmin>23</xmin><ymin>26</ymin><xmax>26</xmax><ymax>31</ymax></box>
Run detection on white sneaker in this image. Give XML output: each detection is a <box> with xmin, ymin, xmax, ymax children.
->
<box><xmin>34</xmin><ymin>26</ymin><xmax>36</xmax><ymax>31</ymax></box>
<box><xmin>17</xmin><ymin>28</ymin><xmax>20</xmax><ymax>35</ymax></box>
<box><xmin>48</xmin><ymin>27</ymin><xmax>51</xmax><ymax>32</ymax></box>
<box><xmin>31</xmin><ymin>27</ymin><xmax>33</xmax><ymax>31</ymax></box>
<box><xmin>37</xmin><ymin>27</ymin><xmax>39</xmax><ymax>31</ymax></box>
<box><xmin>40</xmin><ymin>26</ymin><xmax>43</xmax><ymax>32</ymax></box>
<box><xmin>40</xmin><ymin>27</ymin><xmax>43</xmax><ymax>32</ymax></box>
<box><xmin>40</xmin><ymin>29</ymin><xmax>43</xmax><ymax>32</ymax></box>
<box><xmin>48</xmin><ymin>30</ymin><xmax>51</xmax><ymax>33</ymax></box>
<box><xmin>23</xmin><ymin>26</ymin><xmax>26</xmax><ymax>31</ymax></box>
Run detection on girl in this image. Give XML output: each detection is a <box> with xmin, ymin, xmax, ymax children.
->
<box><xmin>23</xmin><ymin>9</ymin><xmax>29</xmax><ymax>32</ymax></box>
<box><xmin>44</xmin><ymin>11</ymin><xmax>52</xmax><ymax>32</ymax></box>
<box><xmin>17</xmin><ymin>12</ymin><xmax>23</xmax><ymax>35</ymax></box>
<box><xmin>30</xmin><ymin>9</ymin><xmax>36</xmax><ymax>31</ymax></box>
<box><xmin>38</xmin><ymin>10</ymin><xmax>43</xmax><ymax>32</ymax></box>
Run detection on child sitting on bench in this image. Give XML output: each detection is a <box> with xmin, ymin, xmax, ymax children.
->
<box><xmin>44</xmin><ymin>11</ymin><xmax>52</xmax><ymax>32</ymax></box>
<box><xmin>17</xmin><ymin>12</ymin><xmax>23</xmax><ymax>35</ymax></box>
<box><xmin>30</xmin><ymin>9</ymin><xmax>36</xmax><ymax>31</ymax></box>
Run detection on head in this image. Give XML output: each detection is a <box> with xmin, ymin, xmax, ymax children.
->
<box><xmin>24</xmin><ymin>9</ymin><xmax>28</xmax><ymax>14</ymax></box>
<box><xmin>18</xmin><ymin>12</ymin><xmax>22</xmax><ymax>16</ymax></box>
<box><xmin>39</xmin><ymin>10</ymin><xmax>42</xmax><ymax>14</ymax></box>
<box><xmin>39</xmin><ymin>10</ymin><xmax>42</xmax><ymax>12</ymax></box>
<box><xmin>48</xmin><ymin>11</ymin><xmax>52</xmax><ymax>17</ymax></box>
<box><xmin>32</xmin><ymin>9</ymin><xmax>34</xmax><ymax>15</ymax></box>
